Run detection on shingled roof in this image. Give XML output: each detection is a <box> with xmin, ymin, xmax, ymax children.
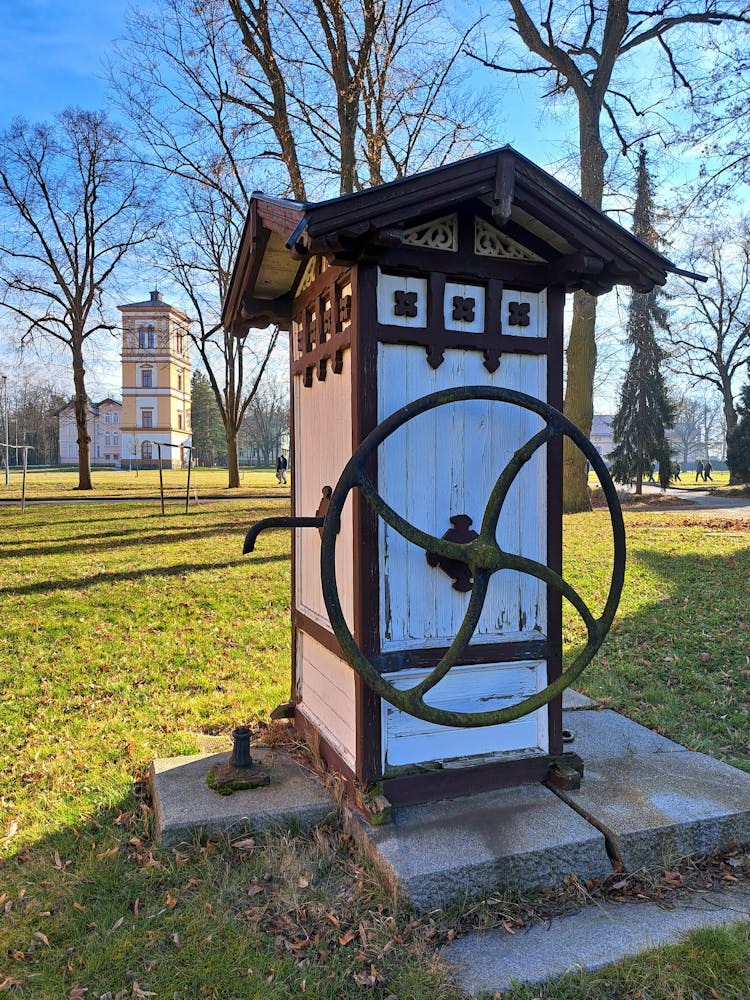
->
<box><xmin>224</xmin><ymin>145</ymin><xmax>698</xmax><ymax>333</ymax></box>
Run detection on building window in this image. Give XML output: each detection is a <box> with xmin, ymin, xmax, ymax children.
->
<box><xmin>141</xmin><ymin>410</ymin><xmax>153</xmax><ymax>429</ymax></box>
<box><xmin>104</xmin><ymin>413</ymin><xmax>111</xmax><ymax>424</ymax></box>
<box><xmin>138</xmin><ymin>327</ymin><xmax>146</xmax><ymax>348</ymax></box>
<box><xmin>105</xmin><ymin>433</ymin><xmax>111</xmax><ymax>446</ymax></box>
<box><xmin>147</xmin><ymin>327</ymin><xmax>156</xmax><ymax>348</ymax></box>
<box><xmin>177</xmin><ymin>411</ymin><xmax>184</xmax><ymax>430</ymax></box>
<box><xmin>113</xmin><ymin>432</ymin><xmax>119</xmax><ymax>445</ymax></box>
<box><xmin>141</xmin><ymin>368</ymin><xmax>153</xmax><ymax>388</ymax></box>
<box><xmin>142</xmin><ymin>441</ymin><xmax>153</xmax><ymax>461</ymax></box>
<box><xmin>176</xmin><ymin>332</ymin><xmax>184</xmax><ymax>353</ymax></box>
<box><xmin>113</xmin><ymin>413</ymin><xmax>119</xmax><ymax>424</ymax></box>
<box><xmin>96</xmin><ymin>446</ymin><xmax>100</xmax><ymax>458</ymax></box>
<box><xmin>177</xmin><ymin>372</ymin><xmax>183</xmax><ymax>392</ymax></box>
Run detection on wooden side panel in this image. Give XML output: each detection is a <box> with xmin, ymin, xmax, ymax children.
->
<box><xmin>381</xmin><ymin>661</ymin><xmax>548</xmax><ymax>770</ymax></box>
<box><xmin>293</xmin><ymin>348</ymin><xmax>354</xmax><ymax>631</ymax></box>
<box><xmin>376</xmin><ymin>345</ymin><xmax>547</xmax><ymax>650</ymax></box>
<box><xmin>297</xmin><ymin>631</ymin><xmax>357</xmax><ymax>770</ymax></box>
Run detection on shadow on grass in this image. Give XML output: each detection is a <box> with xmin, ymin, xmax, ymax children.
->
<box><xmin>574</xmin><ymin>540</ymin><xmax>750</xmax><ymax>766</ymax></box>
<box><xmin>0</xmin><ymin>523</ymin><xmax>263</xmax><ymax>562</ymax></box>
<box><xmin>0</xmin><ymin>553</ymin><xmax>289</xmax><ymax>598</ymax></box>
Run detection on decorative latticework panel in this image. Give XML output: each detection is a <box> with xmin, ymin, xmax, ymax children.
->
<box><xmin>475</xmin><ymin>218</ymin><xmax>545</xmax><ymax>262</ymax></box>
<box><xmin>403</xmin><ymin>214</ymin><xmax>458</xmax><ymax>252</ymax></box>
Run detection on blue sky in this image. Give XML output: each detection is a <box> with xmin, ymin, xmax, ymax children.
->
<box><xmin>0</xmin><ymin>3</ymin><xmax>723</xmax><ymax>411</ymax></box>
<box><xmin>0</xmin><ymin>1</ymin><xmax>137</xmax><ymax>127</ymax></box>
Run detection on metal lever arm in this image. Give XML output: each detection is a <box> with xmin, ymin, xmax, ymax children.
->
<box><xmin>243</xmin><ymin>516</ymin><xmax>324</xmax><ymax>554</ymax></box>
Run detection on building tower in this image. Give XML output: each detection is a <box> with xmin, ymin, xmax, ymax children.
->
<box><xmin>119</xmin><ymin>290</ymin><xmax>191</xmax><ymax>469</ymax></box>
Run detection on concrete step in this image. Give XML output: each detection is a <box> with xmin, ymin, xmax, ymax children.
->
<box><xmin>348</xmin><ymin>711</ymin><xmax>750</xmax><ymax>911</ymax></box>
<box><xmin>445</xmin><ymin>883</ymin><xmax>750</xmax><ymax>993</ymax></box>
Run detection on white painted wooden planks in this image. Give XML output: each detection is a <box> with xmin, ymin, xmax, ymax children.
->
<box><xmin>376</xmin><ymin>344</ymin><xmax>547</xmax><ymax>651</ymax></box>
<box><xmin>381</xmin><ymin>660</ymin><xmax>549</xmax><ymax>769</ymax></box>
<box><xmin>293</xmin><ymin>348</ymin><xmax>355</xmax><ymax>632</ymax></box>
<box><xmin>297</xmin><ymin>631</ymin><xmax>357</xmax><ymax>770</ymax></box>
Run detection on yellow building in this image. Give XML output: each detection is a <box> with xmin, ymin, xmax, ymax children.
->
<box><xmin>118</xmin><ymin>291</ymin><xmax>191</xmax><ymax>468</ymax></box>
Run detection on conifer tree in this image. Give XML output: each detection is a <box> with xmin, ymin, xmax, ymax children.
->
<box><xmin>727</xmin><ymin>378</ymin><xmax>750</xmax><ymax>484</ymax></box>
<box><xmin>609</xmin><ymin>148</ymin><xmax>676</xmax><ymax>495</ymax></box>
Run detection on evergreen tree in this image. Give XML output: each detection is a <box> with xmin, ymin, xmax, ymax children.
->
<box><xmin>727</xmin><ymin>378</ymin><xmax>750</xmax><ymax>484</ymax></box>
<box><xmin>609</xmin><ymin>148</ymin><xmax>676</xmax><ymax>494</ymax></box>
<box><xmin>190</xmin><ymin>371</ymin><xmax>227</xmax><ymax>467</ymax></box>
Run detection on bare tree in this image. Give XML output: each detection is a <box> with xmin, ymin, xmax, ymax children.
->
<box><xmin>0</xmin><ymin>109</ymin><xmax>157</xmax><ymax>489</ymax></box>
<box><xmin>226</xmin><ymin>0</ymin><xmax>485</xmax><ymax>198</ymax></box>
<box><xmin>671</xmin><ymin>397</ymin><xmax>704</xmax><ymax>466</ymax></box>
<box><xmin>667</xmin><ymin>223</ymin><xmax>750</xmax><ymax>457</ymax></box>
<box><xmin>157</xmin><ymin>186</ymin><xmax>279</xmax><ymax>486</ymax></box>
<box><xmin>111</xmin><ymin>0</ymin><xmax>279</xmax><ymax>486</ymax></box>
<box><xmin>240</xmin><ymin>378</ymin><xmax>289</xmax><ymax>466</ymax></box>
<box><xmin>471</xmin><ymin>0</ymin><xmax>750</xmax><ymax>511</ymax></box>
<box><xmin>112</xmin><ymin>0</ymin><xmax>485</xmax><ymax>483</ymax></box>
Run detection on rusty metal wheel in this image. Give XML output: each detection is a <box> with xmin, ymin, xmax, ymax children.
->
<box><xmin>321</xmin><ymin>386</ymin><xmax>625</xmax><ymax>728</ymax></box>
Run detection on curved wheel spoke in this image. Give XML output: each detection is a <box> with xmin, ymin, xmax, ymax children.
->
<box><xmin>409</xmin><ymin>570</ymin><xmax>492</xmax><ymax>699</ymax></box>
<box><xmin>357</xmin><ymin>471</ymin><xmax>470</xmax><ymax>564</ymax></box>
<box><xmin>481</xmin><ymin>424</ymin><xmax>556</xmax><ymax>541</ymax></box>
<box><xmin>491</xmin><ymin>551</ymin><xmax>599</xmax><ymax>636</ymax></box>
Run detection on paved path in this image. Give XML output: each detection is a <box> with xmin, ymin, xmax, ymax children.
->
<box><xmin>620</xmin><ymin>483</ymin><xmax>750</xmax><ymax>519</ymax></box>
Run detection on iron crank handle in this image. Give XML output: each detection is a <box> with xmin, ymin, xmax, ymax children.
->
<box><xmin>243</xmin><ymin>516</ymin><xmax>324</xmax><ymax>554</ymax></box>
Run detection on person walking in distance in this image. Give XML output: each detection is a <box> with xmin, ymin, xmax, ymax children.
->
<box><xmin>276</xmin><ymin>453</ymin><xmax>288</xmax><ymax>485</ymax></box>
<box><xmin>704</xmin><ymin>459</ymin><xmax>713</xmax><ymax>482</ymax></box>
<box><xmin>695</xmin><ymin>460</ymin><xmax>704</xmax><ymax>482</ymax></box>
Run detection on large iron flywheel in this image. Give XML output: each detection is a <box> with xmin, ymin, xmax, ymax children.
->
<box><xmin>320</xmin><ymin>386</ymin><xmax>625</xmax><ymax>728</ymax></box>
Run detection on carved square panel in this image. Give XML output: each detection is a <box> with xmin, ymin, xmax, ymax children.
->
<box><xmin>500</xmin><ymin>289</ymin><xmax>546</xmax><ymax>338</ymax></box>
<box><xmin>377</xmin><ymin>270</ymin><xmax>427</xmax><ymax>328</ymax></box>
<box><xmin>443</xmin><ymin>282</ymin><xmax>485</xmax><ymax>333</ymax></box>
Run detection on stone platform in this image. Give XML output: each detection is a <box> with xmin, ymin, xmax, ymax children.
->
<box><xmin>346</xmin><ymin>708</ymin><xmax>750</xmax><ymax>911</ymax></box>
<box><xmin>151</xmin><ymin>746</ymin><xmax>336</xmax><ymax>847</ymax></box>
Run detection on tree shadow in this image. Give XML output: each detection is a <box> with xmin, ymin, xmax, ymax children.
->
<box><xmin>0</xmin><ymin>553</ymin><xmax>288</xmax><ymax>599</ymax></box>
<box><xmin>0</xmin><ymin>523</ymin><xmax>263</xmax><ymax>562</ymax></box>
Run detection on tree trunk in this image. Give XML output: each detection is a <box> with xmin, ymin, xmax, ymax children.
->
<box><xmin>71</xmin><ymin>338</ymin><xmax>92</xmax><ymax>490</ymax></box>
<box><xmin>562</xmin><ymin>100</ymin><xmax>606</xmax><ymax>513</ymax></box>
<box><xmin>563</xmin><ymin>290</ymin><xmax>597</xmax><ymax>512</ymax></box>
<box><xmin>227</xmin><ymin>427</ymin><xmax>240</xmax><ymax>488</ymax></box>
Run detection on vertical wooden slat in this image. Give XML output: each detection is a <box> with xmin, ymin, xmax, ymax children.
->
<box><xmin>546</xmin><ymin>285</ymin><xmax>565</xmax><ymax>756</ymax></box>
<box><xmin>351</xmin><ymin>263</ymin><xmax>382</xmax><ymax>782</ymax></box>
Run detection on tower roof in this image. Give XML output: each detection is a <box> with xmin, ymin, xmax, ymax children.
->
<box><xmin>118</xmin><ymin>290</ymin><xmax>188</xmax><ymax>320</ymax></box>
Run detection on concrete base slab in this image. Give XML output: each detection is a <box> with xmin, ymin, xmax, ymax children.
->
<box><xmin>562</xmin><ymin>689</ymin><xmax>596</xmax><ymax>710</ymax></box>
<box><xmin>151</xmin><ymin>747</ymin><xmax>336</xmax><ymax>847</ymax></box>
<box><xmin>445</xmin><ymin>884</ymin><xmax>750</xmax><ymax>994</ymax></box>
<box><xmin>562</xmin><ymin>709</ymin><xmax>682</xmax><ymax>760</ymax></box>
<box><xmin>558</xmin><ymin>751</ymin><xmax>750</xmax><ymax>871</ymax></box>
<box><xmin>345</xmin><ymin>784</ymin><xmax>612</xmax><ymax>911</ymax></box>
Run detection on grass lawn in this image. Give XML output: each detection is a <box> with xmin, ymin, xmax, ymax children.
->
<box><xmin>1</xmin><ymin>501</ymin><xmax>749</xmax><ymax>998</ymax></box>
<box><xmin>0</xmin><ymin>467</ymin><xmax>289</xmax><ymax>501</ymax></box>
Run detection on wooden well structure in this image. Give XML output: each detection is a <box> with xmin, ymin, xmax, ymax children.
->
<box><xmin>223</xmin><ymin>147</ymin><xmax>682</xmax><ymax>807</ymax></box>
